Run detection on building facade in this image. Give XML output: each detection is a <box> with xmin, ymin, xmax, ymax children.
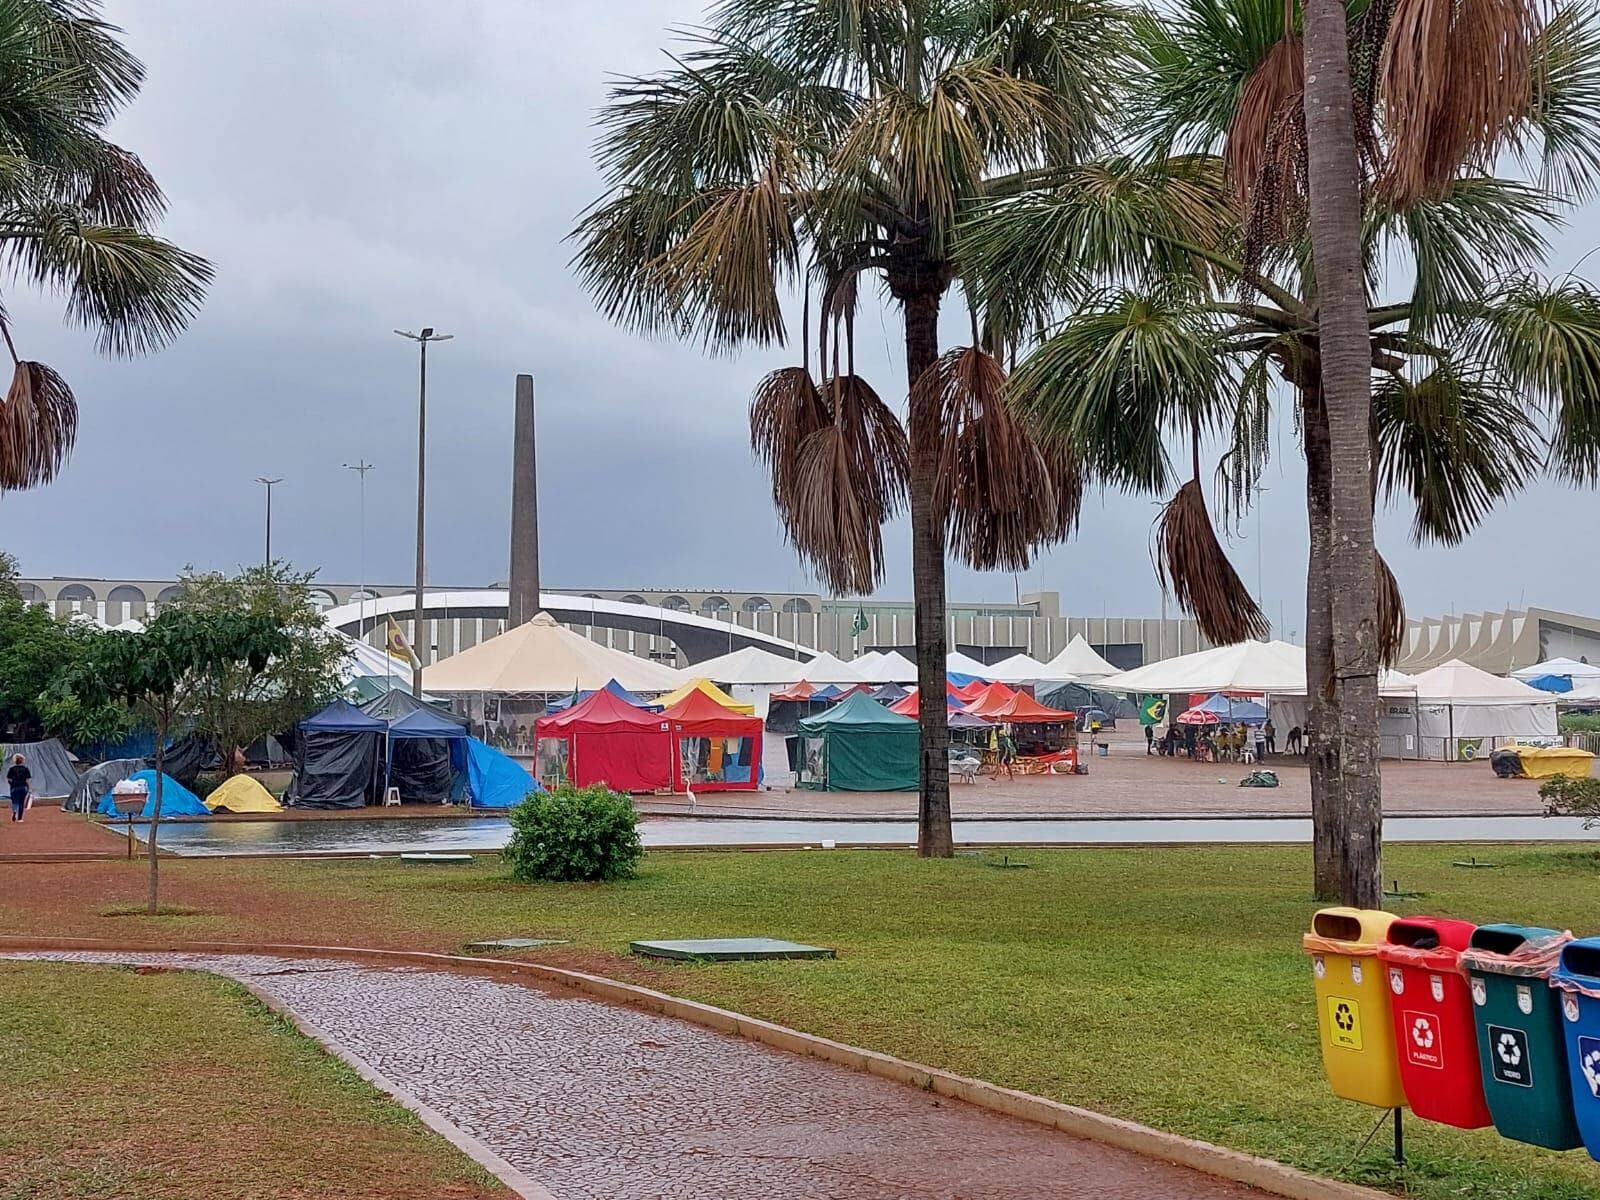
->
<box><xmin>19</xmin><ymin>574</ymin><xmax>1202</xmax><ymax>670</ymax></box>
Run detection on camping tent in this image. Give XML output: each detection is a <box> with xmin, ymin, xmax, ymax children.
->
<box><xmin>1513</xmin><ymin>657</ymin><xmax>1600</xmax><ymax>683</ymax></box>
<box><xmin>464</xmin><ymin>738</ymin><xmax>539</xmax><ymax>808</ymax></box>
<box><xmin>95</xmin><ymin>770</ymin><xmax>208</xmax><ymax>819</ymax></box>
<box><xmin>205</xmin><ymin>773</ymin><xmax>283</xmax><ymax>813</ymax></box>
<box><xmin>0</xmin><ymin>739</ymin><xmax>78</xmax><ymax>800</ymax></box>
<box><xmin>985</xmin><ymin>653</ymin><xmax>1052</xmax><ymax>683</ymax></box>
<box><xmin>662</xmin><ymin>689</ymin><xmax>763</xmax><ymax>791</ymax></box>
<box><xmin>421</xmin><ymin>611</ymin><xmax>683</xmax><ymax>695</ymax></box>
<box><xmin>545</xmin><ymin>678</ymin><xmax>661</xmax><ymax>713</ymax></box>
<box><xmin>290</xmin><ymin>700</ymin><xmax>386</xmax><ymax>809</ymax></box>
<box><xmin>652</xmin><ymin>677</ymin><xmax>756</xmax><ymax>716</ymax></box>
<box><xmin>1038</xmin><ymin>680</ymin><xmax>1136</xmax><ymax>722</ymax></box>
<box><xmin>946</xmin><ymin>651</ymin><xmax>993</xmax><ymax>678</ymax></box>
<box><xmin>793</xmin><ymin>691</ymin><xmax>918</xmax><ymax>791</ymax></box>
<box><xmin>534</xmin><ymin>688</ymin><xmax>672</xmax><ymax>792</ymax></box>
<box><xmin>67</xmin><ymin>757</ymin><xmax>143</xmax><ymax>813</ymax></box>
<box><xmin>1401</xmin><ymin>659</ymin><xmax>1558</xmax><ymax>761</ymax></box>
<box><xmin>1040</xmin><ymin>635</ymin><xmax>1119</xmax><ymax>681</ymax></box>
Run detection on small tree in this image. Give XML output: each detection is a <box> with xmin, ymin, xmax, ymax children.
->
<box><xmin>84</xmin><ymin>610</ymin><xmax>285</xmax><ymax>913</ymax></box>
<box><xmin>1542</xmin><ymin>776</ymin><xmax>1600</xmax><ymax>828</ymax></box>
<box><xmin>503</xmin><ymin>784</ymin><xmax>642</xmax><ymax>883</ymax></box>
<box><xmin>161</xmin><ymin>565</ymin><xmax>350</xmax><ymax>772</ymax></box>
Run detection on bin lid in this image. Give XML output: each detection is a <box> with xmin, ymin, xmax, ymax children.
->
<box><xmin>1553</xmin><ymin>937</ymin><xmax>1600</xmax><ymax>997</ymax></box>
<box><xmin>1468</xmin><ymin>923</ymin><xmax>1563</xmax><ymax>952</ymax></box>
<box><xmin>1378</xmin><ymin>915</ymin><xmax>1476</xmax><ymax>970</ymax></box>
<box><xmin>1462</xmin><ymin>923</ymin><xmax>1570</xmax><ymax>979</ymax></box>
<box><xmin>1302</xmin><ymin>907</ymin><xmax>1396</xmax><ymax>956</ymax></box>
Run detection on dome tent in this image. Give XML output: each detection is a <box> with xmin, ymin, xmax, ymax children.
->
<box><xmin>205</xmin><ymin>773</ymin><xmax>282</xmax><ymax>814</ymax></box>
<box><xmin>95</xmin><ymin>770</ymin><xmax>208</xmax><ymax>819</ymax></box>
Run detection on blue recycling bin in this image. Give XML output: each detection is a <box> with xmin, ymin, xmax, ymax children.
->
<box><xmin>1552</xmin><ymin>937</ymin><xmax>1600</xmax><ymax>1162</ymax></box>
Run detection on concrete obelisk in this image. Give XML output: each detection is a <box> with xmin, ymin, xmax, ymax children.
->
<box><xmin>508</xmin><ymin>373</ymin><xmax>541</xmax><ymax>627</ymax></box>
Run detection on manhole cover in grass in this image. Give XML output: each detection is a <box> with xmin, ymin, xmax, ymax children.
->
<box><xmin>630</xmin><ymin>937</ymin><xmax>835</xmax><ymax>962</ymax></box>
<box><xmin>464</xmin><ymin>938</ymin><xmax>567</xmax><ymax>952</ymax></box>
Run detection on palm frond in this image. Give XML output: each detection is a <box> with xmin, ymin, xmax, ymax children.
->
<box><xmin>1374</xmin><ymin>363</ymin><xmax>1541</xmax><ymax>544</ymax></box>
<box><xmin>0</xmin><ymin>357</ymin><xmax>75</xmax><ymax>489</ymax></box>
<box><xmin>750</xmin><ymin>364</ymin><xmax>829</xmax><ymax>513</ymax></box>
<box><xmin>1378</xmin><ymin>0</ymin><xmax>1538</xmax><ymax>206</ymax></box>
<box><xmin>1518</xmin><ymin>3</ymin><xmax>1600</xmax><ymax>202</ymax></box>
<box><xmin>1376</xmin><ymin>551</ymin><xmax>1406</xmax><ymax>666</ymax></box>
<box><xmin>1225</xmin><ymin>34</ymin><xmax>1302</xmax><ymax>214</ymax></box>
<box><xmin>1158</xmin><ymin>477</ymin><xmax>1270</xmax><ymax>643</ymax></box>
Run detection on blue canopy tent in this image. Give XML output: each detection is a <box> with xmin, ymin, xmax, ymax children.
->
<box><xmin>290</xmin><ymin>700</ymin><xmax>387</xmax><ymax>809</ymax></box>
<box><xmin>464</xmin><ymin>738</ymin><xmax>541</xmax><ymax>808</ymax></box>
<box><xmin>545</xmin><ymin>679</ymin><xmax>661</xmax><ymax>713</ymax></box>
<box><xmin>95</xmin><ymin>770</ymin><xmax>208</xmax><ymax>819</ymax></box>
<box><xmin>1527</xmin><ymin>673</ymin><xmax>1575</xmax><ymax>694</ymax></box>
<box><xmin>384</xmin><ymin>703</ymin><xmax>470</xmax><ymax>804</ymax></box>
<box><xmin>1193</xmin><ymin>693</ymin><xmax>1269</xmax><ymax>725</ymax></box>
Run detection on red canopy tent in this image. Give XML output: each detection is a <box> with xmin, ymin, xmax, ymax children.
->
<box><xmin>534</xmin><ymin>688</ymin><xmax>672</xmax><ymax>792</ymax></box>
<box><xmin>769</xmin><ymin>680</ymin><xmax>819</xmax><ymax>703</ymax></box>
<box><xmin>951</xmin><ymin>678</ymin><xmax>989</xmax><ymax>702</ymax></box>
<box><xmin>890</xmin><ymin>687</ymin><xmax>970</xmax><ymax>716</ymax></box>
<box><xmin>959</xmin><ymin>682</ymin><xmax>1020</xmax><ymax>717</ymax></box>
<box><xmin>980</xmin><ymin>692</ymin><xmax>1076</xmax><ymax>723</ymax></box>
<box><xmin>662</xmin><ymin>690</ymin><xmax>764</xmax><ymax>792</ymax></box>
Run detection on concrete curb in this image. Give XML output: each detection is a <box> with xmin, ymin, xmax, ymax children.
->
<box><xmin>233</xmin><ymin>977</ymin><xmax>559</xmax><ymax>1200</ymax></box>
<box><xmin>0</xmin><ymin>935</ymin><xmax>1387</xmax><ymax>1200</ymax></box>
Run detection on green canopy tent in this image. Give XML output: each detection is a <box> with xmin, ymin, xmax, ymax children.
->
<box><xmin>792</xmin><ymin>691</ymin><xmax>917</xmax><ymax>791</ymax></box>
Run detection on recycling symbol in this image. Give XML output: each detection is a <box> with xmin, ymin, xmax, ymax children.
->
<box><xmin>1497</xmin><ymin>1032</ymin><xmax>1523</xmax><ymax>1066</ymax></box>
<box><xmin>1584</xmin><ymin>1048</ymin><xmax>1600</xmax><ymax>1098</ymax></box>
<box><xmin>1411</xmin><ymin>1017</ymin><xmax>1435</xmax><ymax>1049</ymax></box>
<box><xmin>1334</xmin><ymin>1003</ymin><xmax>1356</xmax><ymax>1032</ymax></box>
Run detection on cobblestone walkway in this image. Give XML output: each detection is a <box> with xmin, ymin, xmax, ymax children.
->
<box><xmin>14</xmin><ymin>951</ymin><xmax>1262</xmax><ymax>1199</ymax></box>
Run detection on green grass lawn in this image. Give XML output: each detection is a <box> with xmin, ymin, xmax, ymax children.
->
<box><xmin>0</xmin><ymin>961</ymin><xmax>505</xmax><ymax>1200</ymax></box>
<box><xmin>211</xmin><ymin>843</ymin><xmax>1600</xmax><ymax>1199</ymax></box>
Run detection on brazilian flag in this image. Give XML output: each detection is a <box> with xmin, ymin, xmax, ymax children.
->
<box><xmin>1139</xmin><ymin>695</ymin><xmax>1167</xmax><ymax>726</ymax></box>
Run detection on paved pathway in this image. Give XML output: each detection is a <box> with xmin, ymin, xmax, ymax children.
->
<box><xmin>14</xmin><ymin>951</ymin><xmax>1262</xmax><ymax>1200</ymax></box>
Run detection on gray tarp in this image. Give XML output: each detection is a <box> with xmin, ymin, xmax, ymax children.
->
<box><xmin>66</xmin><ymin>757</ymin><xmax>145</xmax><ymax>812</ymax></box>
<box><xmin>1</xmin><ymin>739</ymin><xmax>79</xmax><ymax>800</ymax></box>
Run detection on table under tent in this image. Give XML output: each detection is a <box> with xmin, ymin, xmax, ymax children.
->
<box><xmin>661</xmin><ymin>689</ymin><xmax>763</xmax><ymax>791</ymax></box>
<box><xmin>791</xmin><ymin>691</ymin><xmax>918</xmax><ymax>791</ymax></box>
<box><xmin>534</xmin><ymin>688</ymin><xmax>673</xmax><ymax>793</ymax></box>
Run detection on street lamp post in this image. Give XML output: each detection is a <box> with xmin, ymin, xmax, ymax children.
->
<box><xmin>255</xmin><ymin>477</ymin><xmax>282</xmax><ymax>567</ymax></box>
<box><xmin>342</xmin><ymin>459</ymin><xmax>374</xmax><ymax>639</ymax></box>
<box><xmin>394</xmin><ymin>327</ymin><xmax>452</xmax><ymax>696</ymax></box>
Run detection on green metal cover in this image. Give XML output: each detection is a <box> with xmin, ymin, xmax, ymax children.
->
<box><xmin>630</xmin><ymin>937</ymin><xmax>836</xmax><ymax>962</ymax></box>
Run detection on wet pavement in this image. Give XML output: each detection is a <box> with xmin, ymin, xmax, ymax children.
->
<box><xmin>114</xmin><ymin>812</ymin><xmax>1600</xmax><ymax>856</ymax></box>
<box><xmin>9</xmin><ymin>950</ymin><xmax>1259</xmax><ymax>1200</ymax></box>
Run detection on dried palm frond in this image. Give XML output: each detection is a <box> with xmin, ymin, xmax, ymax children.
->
<box><xmin>1226</xmin><ymin>34</ymin><xmax>1303</xmax><ymax>214</ymax></box>
<box><xmin>1376</xmin><ymin>551</ymin><xmax>1406</xmax><ymax>665</ymax></box>
<box><xmin>1157</xmin><ymin>478</ymin><xmax>1271</xmax><ymax>644</ymax></box>
<box><xmin>0</xmin><ymin>359</ymin><xmax>77</xmax><ymax>490</ymax></box>
<box><xmin>1379</xmin><ymin>0</ymin><xmax>1539</xmax><ymax>206</ymax></box>
<box><xmin>750</xmin><ymin>364</ymin><xmax>829</xmax><ymax>518</ymax></box>
<box><xmin>911</xmin><ymin>346</ymin><xmax>1079</xmax><ymax>570</ymax></box>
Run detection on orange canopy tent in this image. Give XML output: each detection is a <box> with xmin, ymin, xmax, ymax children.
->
<box><xmin>959</xmin><ymin>682</ymin><xmax>1020</xmax><ymax>717</ymax></box>
<box><xmin>661</xmin><ymin>689</ymin><xmax>764</xmax><ymax>792</ymax></box>
<box><xmin>534</xmin><ymin>688</ymin><xmax>671</xmax><ymax>792</ymax></box>
<box><xmin>980</xmin><ymin>692</ymin><xmax>1076</xmax><ymax>724</ymax></box>
<box><xmin>951</xmin><ymin>678</ymin><xmax>989</xmax><ymax>702</ymax></box>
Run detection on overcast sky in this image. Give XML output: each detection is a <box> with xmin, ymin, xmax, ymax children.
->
<box><xmin>1</xmin><ymin>1</ymin><xmax>1592</xmax><ymax>634</ymax></box>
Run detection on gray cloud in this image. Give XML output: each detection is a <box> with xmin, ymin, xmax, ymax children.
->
<box><xmin>2</xmin><ymin>0</ymin><xmax>1594</xmax><ymax>633</ymax></box>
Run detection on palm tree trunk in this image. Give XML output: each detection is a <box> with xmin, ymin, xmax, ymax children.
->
<box><xmin>1301</xmin><ymin>0</ymin><xmax>1382</xmax><ymax>908</ymax></box>
<box><xmin>1301</xmin><ymin>375</ymin><xmax>1345</xmax><ymax>899</ymax></box>
<box><xmin>905</xmin><ymin>287</ymin><xmax>953</xmax><ymax>858</ymax></box>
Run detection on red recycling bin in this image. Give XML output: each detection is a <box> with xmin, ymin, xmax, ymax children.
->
<box><xmin>1377</xmin><ymin>916</ymin><xmax>1492</xmax><ymax>1128</ymax></box>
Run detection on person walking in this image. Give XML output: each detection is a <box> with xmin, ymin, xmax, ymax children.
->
<box><xmin>1145</xmin><ymin>723</ymin><xmax>1155</xmax><ymax>755</ymax></box>
<box><xmin>7</xmin><ymin>753</ymin><xmax>30</xmax><ymax>822</ymax></box>
<box><xmin>997</xmin><ymin>727</ymin><xmax>1017</xmax><ymax>780</ymax></box>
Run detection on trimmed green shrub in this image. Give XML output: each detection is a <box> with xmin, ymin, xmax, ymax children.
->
<box><xmin>1541</xmin><ymin>775</ymin><xmax>1600</xmax><ymax>827</ymax></box>
<box><xmin>1560</xmin><ymin>713</ymin><xmax>1600</xmax><ymax>734</ymax></box>
<box><xmin>503</xmin><ymin>783</ymin><xmax>642</xmax><ymax>883</ymax></box>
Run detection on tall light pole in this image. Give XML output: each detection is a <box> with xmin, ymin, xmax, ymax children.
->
<box><xmin>255</xmin><ymin>477</ymin><xmax>282</xmax><ymax>567</ymax></box>
<box><xmin>394</xmin><ymin>327</ymin><xmax>452</xmax><ymax>696</ymax></box>
<box><xmin>342</xmin><ymin>459</ymin><xmax>374</xmax><ymax>639</ymax></box>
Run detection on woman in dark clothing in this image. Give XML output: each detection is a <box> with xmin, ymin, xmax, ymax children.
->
<box><xmin>7</xmin><ymin>753</ymin><xmax>30</xmax><ymax>822</ymax></box>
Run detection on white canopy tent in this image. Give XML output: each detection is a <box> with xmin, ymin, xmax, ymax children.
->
<box><xmin>421</xmin><ymin>612</ymin><xmax>684</xmax><ymax>695</ymax></box>
<box><xmin>854</xmin><ymin>650</ymin><xmax>918</xmax><ymax>683</ymax></box>
<box><xmin>795</xmin><ymin>650</ymin><xmax>866</xmax><ymax>684</ymax></box>
<box><xmin>985</xmin><ymin>653</ymin><xmax>1053</xmax><ymax>683</ymax></box>
<box><xmin>1512</xmin><ymin>657</ymin><xmax>1600</xmax><ymax>683</ymax></box>
<box><xmin>1400</xmin><ymin>659</ymin><xmax>1557</xmax><ymax>761</ymax></box>
<box><xmin>947</xmin><ymin>650</ymin><xmax>993</xmax><ymax>678</ymax></box>
<box><xmin>1041</xmin><ymin>635</ymin><xmax>1118</xmax><ymax>682</ymax></box>
<box><xmin>685</xmin><ymin>644</ymin><xmax>812</xmax><ymax>717</ymax></box>
<box><xmin>1099</xmin><ymin>640</ymin><xmax>1308</xmax><ymax>695</ymax></box>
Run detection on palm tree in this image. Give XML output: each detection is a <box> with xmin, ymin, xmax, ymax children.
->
<box><xmin>960</xmin><ymin>0</ymin><xmax>1600</xmax><ymax>902</ymax></box>
<box><xmin>0</xmin><ymin>0</ymin><xmax>212</xmax><ymax>492</ymax></box>
<box><xmin>572</xmin><ymin>0</ymin><xmax>1126</xmax><ymax>855</ymax></box>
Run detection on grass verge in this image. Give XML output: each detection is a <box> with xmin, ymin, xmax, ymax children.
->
<box><xmin>0</xmin><ymin>960</ymin><xmax>506</xmax><ymax>1200</ymax></box>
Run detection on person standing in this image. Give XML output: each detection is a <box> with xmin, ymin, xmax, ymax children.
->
<box><xmin>1145</xmin><ymin>723</ymin><xmax>1155</xmax><ymax>755</ymax></box>
<box><xmin>1264</xmin><ymin>718</ymin><xmax>1277</xmax><ymax>757</ymax></box>
<box><xmin>7</xmin><ymin>754</ymin><xmax>30</xmax><ymax>822</ymax></box>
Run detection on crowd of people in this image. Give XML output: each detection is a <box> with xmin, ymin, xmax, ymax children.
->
<box><xmin>1146</xmin><ymin>719</ymin><xmax>1303</xmax><ymax>762</ymax></box>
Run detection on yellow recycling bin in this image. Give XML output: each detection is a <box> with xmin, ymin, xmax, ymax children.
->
<box><xmin>1303</xmin><ymin>907</ymin><xmax>1407</xmax><ymax>1108</ymax></box>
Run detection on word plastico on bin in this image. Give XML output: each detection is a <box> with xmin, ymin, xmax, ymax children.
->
<box><xmin>1306</xmin><ymin>909</ymin><xmax>1600</xmax><ymax>1161</ymax></box>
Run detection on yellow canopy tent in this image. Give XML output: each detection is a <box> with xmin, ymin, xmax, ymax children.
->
<box><xmin>204</xmin><ymin>773</ymin><xmax>283</xmax><ymax>813</ymax></box>
<box><xmin>1502</xmin><ymin>744</ymin><xmax>1594</xmax><ymax>780</ymax></box>
<box><xmin>650</xmin><ymin>677</ymin><xmax>756</xmax><ymax>716</ymax></box>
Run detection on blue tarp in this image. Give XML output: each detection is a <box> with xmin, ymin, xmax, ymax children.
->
<box><xmin>545</xmin><ymin>679</ymin><xmax>660</xmax><ymax>713</ymax></box>
<box><xmin>300</xmin><ymin>700</ymin><xmax>387</xmax><ymax>732</ymax></box>
<box><xmin>1194</xmin><ymin>693</ymin><xmax>1269</xmax><ymax>725</ymax></box>
<box><xmin>388</xmin><ymin>707</ymin><xmax>470</xmax><ymax>739</ymax></box>
<box><xmin>465</xmin><ymin>738</ymin><xmax>541</xmax><ymax>809</ymax></box>
<box><xmin>95</xmin><ymin>770</ymin><xmax>208</xmax><ymax>819</ymax></box>
<box><xmin>1528</xmin><ymin>673</ymin><xmax>1575</xmax><ymax>694</ymax></box>
<box><xmin>947</xmin><ymin>671</ymin><xmax>981</xmax><ymax>688</ymax></box>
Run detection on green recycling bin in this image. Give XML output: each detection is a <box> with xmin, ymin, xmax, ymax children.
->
<box><xmin>1460</xmin><ymin>923</ymin><xmax>1581</xmax><ymax>1150</ymax></box>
